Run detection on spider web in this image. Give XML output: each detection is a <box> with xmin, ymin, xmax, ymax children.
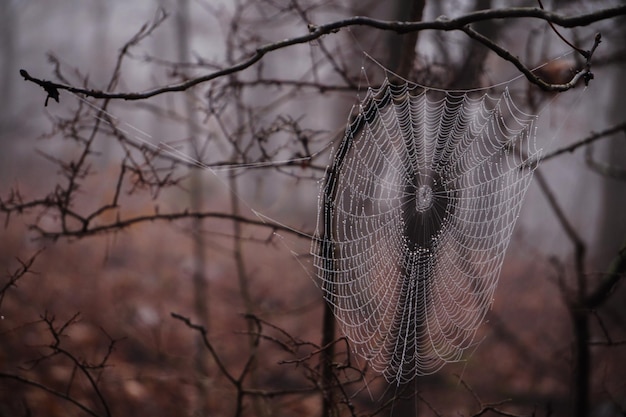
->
<box><xmin>311</xmin><ymin>75</ymin><xmax>541</xmax><ymax>384</ymax></box>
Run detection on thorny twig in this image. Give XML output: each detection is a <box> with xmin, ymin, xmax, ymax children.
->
<box><xmin>0</xmin><ymin>372</ymin><xmax>104</xmax><ymax>417</ymax></box>
<box><xmin>6</xmin><ymin>43</ymin><xmax>317</xmax><ymax>243</ymax></box>
<box><xmin>0</xmin><ymin>313</ymin><xmax>116</xmax><ymax>417</ymax></box>
<box><xmin>0</xmin><ymin>249</ymin><xmax>43</xmax><ymax>312</ymax></box>
<box><xmin>40</xmin><ymin>313</ymin><xmax>115</xmax><ymax>417</ymax></box>
<box><xmin>171</xmin><ymin>312</ymin><xmax>371</xmax><ymax>417</ymax></box>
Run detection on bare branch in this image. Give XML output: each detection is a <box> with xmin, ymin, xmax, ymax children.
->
<box><xmin>19</xmin><ymin>6</ymin><xmax>626</xmax><ymax>102</ymax></box>
<box><xmin>537</xmin><ymin>120</ymin><xmax>626</xmax><ymax>164</ymax></box>
<box><xmin>0</xmin><ymin>372</ymin><xmax>105</xmax><ymax>417</ymax></box>
<box><xmin>0</xmin><ymin>249</ymin><xmax>43</xmax><ymax>311</ymax></box>
<box><xmin>170</xmin><ymin>312</ymin><xmax>239</xmax><ymax>386</ymax></box>
<box><xmin>1</xmin><ymin>312</ymin><xmax>116</xmax><ymax>417</ymax></box>
<box><xmin>534</xmin><ymin>171</ymin><xmax>586</xmax><ymax>294</ymax></box>
<box><xmin>585</xmin><ymin>143</ymin><xmax>626</xmax><ymax>180</ymax></box>
<box><xmin>462</xmin><ymin>26</ymin><xmax>600</xmax><ymax>91</ymax></box>
<box><xmin>39</xmin><ymin>313</ymin><xmax>113</xmax><ymax>417</ymax></box>
<box><xmin>586</xmin><ymin>241</ymin><xmax>626</xmax><ymax>309</ymax></box>
<box><xmin>25</xmin><ymin>209</ymin><xmax>310</xmax><ymax>240</ymax></box>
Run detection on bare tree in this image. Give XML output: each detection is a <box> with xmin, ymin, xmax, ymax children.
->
<box><xmin>2</xmin><ymin>2</ymin><xmax>626</xmax><ymax>417</ymax></box>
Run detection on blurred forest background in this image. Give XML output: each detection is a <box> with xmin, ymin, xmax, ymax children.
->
<box><xmin>1</xmin><ymin>1</ymin><xmax>625</xmax><ymax>416</ymax></box>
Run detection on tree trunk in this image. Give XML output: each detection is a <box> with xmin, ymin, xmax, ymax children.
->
<box><xmin>0</xmin><ymin>1</ymin><xmax>17</xmax><ymax>180</ymax></box>
<box><xmin>450</xmin><ymin>0</ymin><xmax>499</xmax><ymax>90</ymax></box>
<box><xmin>175</xmin><ymin>2</ymin><xmax>211</xmax><ymax>414</ymax></box>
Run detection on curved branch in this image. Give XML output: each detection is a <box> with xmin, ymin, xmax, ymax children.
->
<box><xmin>170</xmin><ymin>313</ymin><xmax>239</xmax><ymax>386</ymax></box>
<box><xmin>20</xmin><ymin>5</ymin><xmax>626</xmax><ymax>101</ymax></box>
<box><xmin>461</xmin><ymin>26</ymin><xmax>600</xmax><ymax>91</ymax></box>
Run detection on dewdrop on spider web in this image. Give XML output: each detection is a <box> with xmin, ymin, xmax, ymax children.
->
<box><xmin>311</xmin><ymin>65</ymin><xmax>542</xmax><ymax>385</ymax></box>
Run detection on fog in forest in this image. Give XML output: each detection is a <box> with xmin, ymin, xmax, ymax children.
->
<box><xmin>1</xmin><ymin>1</ymin><xmax>624</xmax><ymax>416</ymax></box>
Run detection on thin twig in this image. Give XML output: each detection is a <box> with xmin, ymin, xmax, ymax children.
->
<box><xmin>536</xmin><ymin>121</ymin><xmax>626</xmax><ymax>164</ymax></box>
<box><xmin>41</xmin><ymin>314</ymin><xmax>113</xmax><ymax>417</ymax></box>
<box><xmin>534</xmin><ymin>170</ymin><xmax>586</xmax><ymax>288</ymax></box>
<box><xmin>0</xmin><ymin>249</ymin><xmax>43</xmax><ymax>310</ymax></box>
<box><xmin>461</xmin><ymin>25</ymin><xmax>599</xmax><ymax>91</ymax></box>
<box><xmin>538</xmin><ymin>0</ymin><xmax>588</xmax><ymax>58</ymax></box>
<box><xmin>586</xmin><ymin>241</ymin><xmax>626</xmax><ymax>309</ymax></box>
<box><xmin>0</xmin><ymin>372</ymin><xmax>104</xmax><ymax>417</ymax></box>
<box><xmin>585</xmin><ymin>144</ymin><xmax>626</xmax><ymax>180</ymax></box>
<box><xmin>170</xmin><ymin>312</ymin><xmax>238</xmax><ymax>386</ymax></box>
